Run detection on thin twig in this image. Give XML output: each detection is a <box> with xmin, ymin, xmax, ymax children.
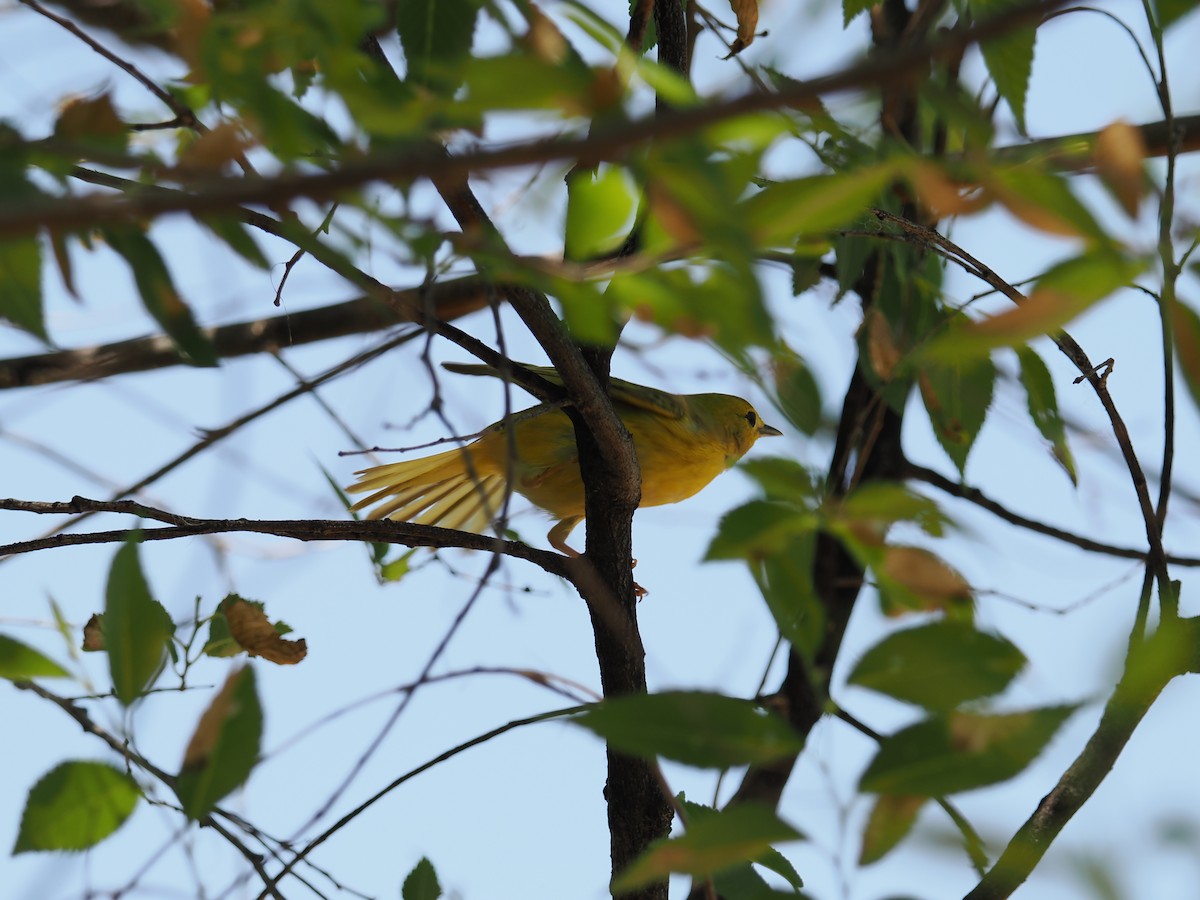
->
<box><xmin>0</xmin><ymin>510</ymin><xmax>572</xmax><ymax>577</ymax></box>
<box><xmin>256</xmin><ymin>706</ymin><xmax>584</xmax><ymax>898</ymax></box>
<box><xmin>12</xmin><ymin>681</ymin><xmax>286</xmax><ymax>900</ymax></box>
<box><xmin>904</xmin><ymin>463</ymin><xmax>1200</xmax><ymax>566</ymax></box>
<box><xmin>873</xmin><ymin>209</ymin><xmax>1172</xmax><ymax>599</ymax></box>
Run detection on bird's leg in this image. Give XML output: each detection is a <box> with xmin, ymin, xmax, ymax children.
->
<box><xmin>548</xmin><ymin>517</ymin><xmax>584</xmax><ymax>556</ymax></box>
<box><xmin>548</xmin><ymin>518</ymin><xmax>647</xmax><ymax>598</ymax></box>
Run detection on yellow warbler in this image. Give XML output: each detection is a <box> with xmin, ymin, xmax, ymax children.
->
<box><xmin>348</xmin><ymin>363</ymin><xmax>782</xmax><ymax>553</ymax></box>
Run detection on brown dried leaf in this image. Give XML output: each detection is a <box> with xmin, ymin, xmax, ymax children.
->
<box><xmin>55</xmin><ymin>93</ymin><xmax>125</xmax><ymax>143</ymax></box>
<box><xmin>82</xmin><ymin>614</ymin><xmax>105</xmax><ymax>652</ymax></box>
<box><xmin>645</xmin><ymin>182</ymin><xmax>702</xmax><ymax>247</ymax></box>
<box><xmin>177</xmin><ymin>123</ymin><xmax>251</xmax><ymax>173</ymax></box>
<box><xmin>182</xmin><ymin>666</ymin><xmax>243</xmax><ymax>770</ymax></box>
<box><xmin>866</xmin><ymin>308</ymin><xmax>902</xmax><ymax>381</ymax></box>
<box><xmin>879</xmin><ymin>545</ymin><xmax>972</xmax><ymax>612</ymax></box>
<box><xmin>49</xmin><ymin>229</ymin><xmax>78</xmax><ymax>300</ymax></box>
<box><xmin>224</xmin><ymin>598</ymin><xmax>306</xmax><ymax>665</ymax></box>
<box><xmin>173</xmin><ymin>0</ymin><xmax>211</xmax><ymax>70</ymax></box>
<box><xmin>985</xmin><ymin>181</ymin><xmax>1080</xmax><ymax>238</ymax></box>
<box><xmin>909</xmin><ymin>163</ymin><xmax>990</xmax><ymax>218</ymax></box>
<box><xmin>1094</xmin><ymin>120</ymin><xmax>1147</xmax><ymax>218</ymax></box>
<box><xmin>526</xmin><ymin>5</ymin><xmax>567</xmax><ymax>63</ymax></box>
<box><xmin>725</xmin><ymin>0</ymin><xmax>759</xmax><ymax>56</ymax></box>
<box><xmin>961</xmin><ymin>286</ymin><xmax>1079</xmax><ymax>344</ymax></box>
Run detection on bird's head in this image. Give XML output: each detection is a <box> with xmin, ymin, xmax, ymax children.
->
<box><xmin>696</xmin><ymin>394</ymin><xmax>783</xmax><ymax>464</ymax></box>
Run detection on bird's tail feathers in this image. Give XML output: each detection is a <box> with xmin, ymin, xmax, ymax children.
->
<box><xmin>348</xmin><ymin>448</ymin><xmax>507</xmax><ymax>536</ymax></box>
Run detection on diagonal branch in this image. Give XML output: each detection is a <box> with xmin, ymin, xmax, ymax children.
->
<box><xmin>964</xmin><ymin>616</ymin><xmax>1200</xmax><ymax>899</ymax></box>
<box><xmin>905</xmin><ymin>462</ymin><xmax>1200</xmax><ymax>566</ymax></box>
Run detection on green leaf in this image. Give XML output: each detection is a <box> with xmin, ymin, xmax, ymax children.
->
<box><xmin>565</xmin><ymin>166</ymin><xmax>638</xmax><ymax>261</ymax></box>
<box><xmin>772</xmin><ymin>352</ymin><xmax>822</xmax><ymax>435</ymax></box>
<box><xmin>738</xmin><ymin>457</ymin><xmax>819</xmax><ymax>503</ymax></box>
<box><xmin>1172</xmin><ymin>298</ymin><xmax>1200</xmax><ymax>418</ymax></box>
<box><xmin>1153</xmin><ymin>0</ymin><xmax>1196</xmax><ymax>30</ymax></box>
<box><xmin>614</xmin><ymin>804</ymin><xmax>802</xmax><ymax>892</ymax></box>
<box><xmin>973</xmin><ymin>0</ymin><xmax>1036</xmax><ymax>132</ymax></box>
<box><xmin>574</xmin><ymin>691</ymin><xmax>804</xmax><ymax>768</ymax></box>
<box><xmin>919</xmin><ymin>353</ymin><xmax>995</xmax><ymax>474</ymax></box>
<box><xmin>925</xmin><ymin>252</ymin><xmax>1144</xmax><ymax>361</ymax></box>
<box><xmin>0</xmin><ymin>236</ymin><xmax>46</xmax><ymax>340</ymax></box>
<box><xmin>859</xmin><ymin>794</ymin><xmax>926</xmax><ymax>865</ymax></box>
<box><xmin>379</xmin><ymin>550</ymin><xmax>414</xmax><ymax>583</ymax></box>
<box><xmin>14</xmin><ymin>761</ymin><xmax>139</xmax><ymax>853</ymax></box>
<box><xmin>605</xmin><ymin>264</ymin><xmax>774</xmax><ymax>355</ymax></box>
<box><xmin>739</xmin><ymin>165</ymin><xmax>896</xmax><ymax>247</ymax></box>
<box><xmin>397</xmin><ymin>0</ymin><xmax>482</xmax><ymax>92</ymax></box>
<box><xmin>847</xmin><ymin>622</ymin><xmax>1026</xmax><ymax>710</ymax></box>
<box><xmin>842</xmin><ymin>0</ymin><xmax>877</xmax><ymax>25</ymax></box>
<box><xmin>681</xmin><ymin>797</ymin><xmax>806</xmax><ymax>890</ymax></box>
<box><xmin>987</xmin><ymin>166</ymin><xmax>1108</xmax><ymax>242</ymax></box>
<box><xmin>105</xmin><ymin>539</ymin><xmax>174</xmax><ymax>706</ymax></box>
<box><xmin>104</xmin><ymin>227</ymin><xmax>218</xmax><ymax>366</ymax></box>
<box><xmin>459</xmin><ymin>54</ymin><xmax>595</xmax><ymax>116</ymax></box>
<box><xmin>860</xmin><ymin>706</ymin><xmax>1076</xmax><ymax>795</ymax></box>
<box><xmin>838</xmin><ymin>482</ymin><xmax>950</xmax><ymax>537</ymax></box>
<box><xmin>916</xmin><ymin>352</ymin><xmax>993</xmax><ymax>475</ymax></box>
<box><xmin>202</xmin><ymin>606</ymin><xmax>240</xmax><ymax>658</ymax></box>
<box><xmin>0</xmin><ymin>633</ymin><xmax>70</xmax><ymax>680</ymax></box>
<box><xmin>706</xmin><ymin>500</ymin><xmax>813</xmax><ymax>560</ymax></box>
<box><xmin>1016</xmin><ymin>346</ymin><xmax>1077</xmax><ymax>484</ymax></box>
<box><xmin>196</xmin><ymin>216</ymin><xmax>270</xmax><ymax>269</ymax></box>
<box><xmin>754</xmin><ymin>534</ymin><xmax>824</xmax><ymax>662</ymax></box>
<box><xmin>176</xmin><ymin>666</ymin><xmax>263</xmax><ymax>819</ymax></box>
<box><xmin>402</xmin><ymin>857</ymin><xmax>442</xmax><ymax>900</ymax></box>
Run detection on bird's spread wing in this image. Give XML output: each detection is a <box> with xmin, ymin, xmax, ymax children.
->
<box><xmin>442</xmin><ymin>362</ymin><xmax>685</xmax><ymax>419</ymax></box>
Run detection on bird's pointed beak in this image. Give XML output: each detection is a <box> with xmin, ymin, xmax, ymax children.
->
<box><xmin>758</xmin><ymin>423</ymin><xmax>783</xmax><ymax>437</ymax></box>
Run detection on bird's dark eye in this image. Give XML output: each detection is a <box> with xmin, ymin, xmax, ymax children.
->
<box><xmin>745</xmin><ymin>410</ymin><xmax>758</xmax><ymax>426</ymax></box>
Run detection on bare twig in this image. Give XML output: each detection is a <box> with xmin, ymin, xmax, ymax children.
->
<box><xmin>0</xmin><ymin>506</ymin><xmax>572</xmax><ymax>577</ymax></box>
<box><xmin>905</xmin><ymin>463</ymin><xmax>1200</xmax><ymax>566</ymax></box>
<box><xmin>256</xmin><ymin>706</ymin><xmax>584</xmax><ymax>898</ymax></box>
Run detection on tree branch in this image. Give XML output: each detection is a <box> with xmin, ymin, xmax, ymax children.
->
<box><xmin>0</xmin><ymin>500</ymin><xmax>572</xmax><ymax>577</ymax></box>
<box><xmin>964</xmin><ymin>617</ymin><xmax>1200</xmax><ymax>899</ymax></box>
<box><xmin>0</xmin><ymin>281</ymin><xmax>490</xmax><ymax>390</ymax></box>
<box><xmin>0</xmin><ymin>0</ymin><xmax>1074</xmax><ymax>239</ymax></box>
<box><xmin>873</xmin><ymin>209</ymin><xmax>1172</xmax><ymax>600</ymax></box>
<box><xmin>905</xmin><ymin>462</ymin><xmax>1200</xmax><ymax>566</ymax></box>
